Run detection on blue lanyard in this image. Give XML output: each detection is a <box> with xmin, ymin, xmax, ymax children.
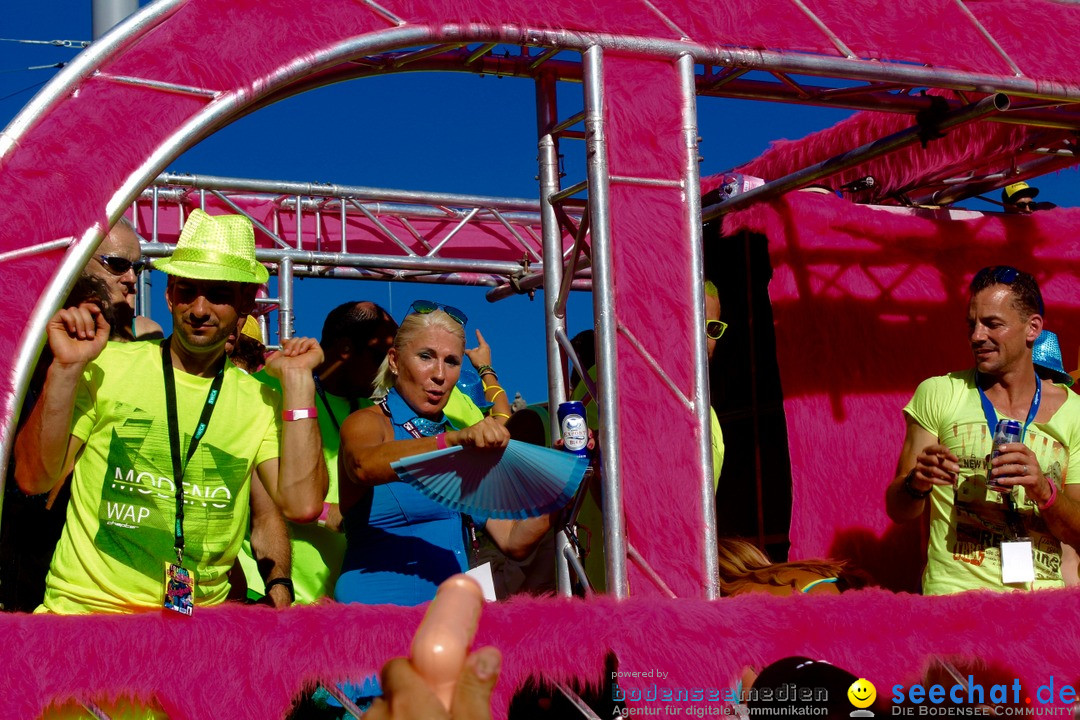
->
<box><xmin>975</xmin><ymin>372</ymin><xmax>1041</xmax><ymax>440</ymax></box>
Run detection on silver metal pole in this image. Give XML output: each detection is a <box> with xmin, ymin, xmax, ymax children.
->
<box><xmin>92</xmin><ymin>0</ymin><xmax>139</xmax><ymax>39</ymax></box>
<box><xmin>278</xmin><ymin>259</ymin><xmax>294</xmax><ymax>341</ymax></box>
<box><xmin>137</xmin><ymin>269</ymin><xmax>152</xmax><ymax>325</ymax></box>
<box><xmin>679</xmin><ymin>53</ymin><xmax>719</xmax><ymax>600</ymax></box>
<box><xmin>537</xmin><ymin>72</ymin><xmax>574</xmax><ymax>598</ymax></box>
<box><xmin>583</xmin><ymin>46</ymin><xmax>627</xmax><ymax>598</ymax></box>
<box><xmin>702</xmin><ymin>92</ymin><xmax>1010</xmax><ymax>221</ymax></box>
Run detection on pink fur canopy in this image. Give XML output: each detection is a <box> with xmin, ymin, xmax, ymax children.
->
<box><xmin>5</xmin><ymin>589</ymin><xmax>1080</xmax><ymax>717</ymax></box>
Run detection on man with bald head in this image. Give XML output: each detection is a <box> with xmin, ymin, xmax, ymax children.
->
<box><xmin>81</xmin><ymin>218</ymin><xmax>162</xmax><ymax>341</ymax></box>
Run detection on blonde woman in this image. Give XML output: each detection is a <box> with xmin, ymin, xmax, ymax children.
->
<box><xmin>336</xmin><ymin>302</ymin><xmax>550</xmax><ymax>606</ymax></box>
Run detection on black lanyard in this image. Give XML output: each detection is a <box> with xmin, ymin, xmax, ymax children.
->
<box><xmin>162</xmin><ymin>338</ymin><xmax>226</xmax><ymax>566</ymax></box>
<box><xmin>313</xmin><ymin>374</ymin><xmax>358</xmax><ymax>433</ymax></box>
<box><xmin>975</xmin><ymin>372</ymin><xmax>1041</xmax><ymax>538</ymax></box>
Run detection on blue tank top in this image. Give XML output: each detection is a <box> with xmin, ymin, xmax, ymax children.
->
<box><xmin>335</xmin><ymin>389</ymin><xmax>468</xmax><ymax>606</ymax></box>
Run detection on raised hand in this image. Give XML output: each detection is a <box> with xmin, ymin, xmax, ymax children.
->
<box><xmin>47</xmin><ymin>303</ymin><xmax>110</xmax><ymax>368</ymax></box>
<box><xmin>464</xmin><ymin>329</ymin><xmax>493</xmax><ymax>370</ymax></box>
<box><xmin>263</xmin><ymin>336</ymin><xmax>324</xmax><ymax>378</ymax></box>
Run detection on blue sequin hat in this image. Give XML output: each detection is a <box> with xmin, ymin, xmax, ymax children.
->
<box><xmin>1033</xmin><ymin>330</ymin><xmax>1074</xmax><ymax>387</ymax></box>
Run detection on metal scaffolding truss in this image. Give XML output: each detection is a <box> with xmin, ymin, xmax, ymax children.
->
<box><xmin>130</xmin><ymin>172</ymin><xmax>590</xmax><ymax>297</ymax></box>
<box><xmin>243</xmin><ymin>42</ymin><xmax>1080</xmax><ymax>211</ymax></box>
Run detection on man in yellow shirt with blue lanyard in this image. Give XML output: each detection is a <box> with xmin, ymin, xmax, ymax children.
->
<box><xmin>886</xmin><ymin>266</ymin><xmax>1080</xmax><ymax>594</ymax></box>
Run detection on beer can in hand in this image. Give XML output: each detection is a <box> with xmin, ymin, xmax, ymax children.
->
<box><xmin>557</xmin><ymin>401</ymin><xmax>590</xmax><ymax>457</ymax></box>
<box><xmin>988</xmin><ymin>419</ymin><xmax>1022</xmax><ymax>491</ymax></box>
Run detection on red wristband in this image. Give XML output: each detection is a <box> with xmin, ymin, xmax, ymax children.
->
<box><xmin>1038</xmin><ymin>478</ymin><xmax>1059</xmax><ymax>511</ymax></box>
<box><xmin>282</xmin><ymin>407</ymin><xmax>317</xmax><ymax>422</ymax></box>
<box><xmin>436</xmin><ymin>433</ymin><xmax>448</xmax><ymax>450</ymax></box>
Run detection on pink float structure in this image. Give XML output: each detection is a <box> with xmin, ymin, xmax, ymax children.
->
<box><xmin>3</xmin><ymin>0</ymin><xmax>1080</xmax><ymax>717</ymax></box>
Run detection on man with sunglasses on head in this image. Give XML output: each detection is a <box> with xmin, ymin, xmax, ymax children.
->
<box><xmin>14</xmin><ymin>209</ymin><xmax>328</xmax><ymax>614</ymax></box>
<box><xmin>81</xmin><ymin>217</ymin><xmax>163</xmax><ymax>341</ymax></box>
<box><xmin>886</xmin><ymin>266</ymin><xmax>1080</xmax><ymax>594</ymax></box>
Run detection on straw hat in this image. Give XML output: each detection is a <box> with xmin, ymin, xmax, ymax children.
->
<box><xmin>155</xmin><ymin>209</ymin><xmax>268</xmax><ymax>284</ymax></box>
<box><xmin>1033</xmin><ymin>330</ymin><xmax>1074</xmax><ymax>387</ymax></box>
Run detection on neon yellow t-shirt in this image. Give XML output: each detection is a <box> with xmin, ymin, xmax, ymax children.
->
<box><xmin>905</xmin><ymin>370</ymin><xmax>1080</xmax><ymax>595</ymax></box>
<box><xmin>237</xmin><ymin>381</ymin><xmax>483</xmax><ymax>604</ymax></box>
<box><xmin>43</xmin><ymin>340</ymin><xmax>280</xmax><ymax>614</ymax></box>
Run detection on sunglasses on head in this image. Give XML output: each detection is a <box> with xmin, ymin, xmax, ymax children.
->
<box><xmin>977</xmin><ymin>266</ymin><xmax>1020</xmax><ymax>285</ymax></box>
<box><xmin>972</xmin><ymin>265</ymin><xmax>1045</xmax><ymax>315</ymax></box>
<box><xmin>95</xmin><ymin>254</ymin><xmax>145</xmax><ymax>276</ymax></box>
<box><xmin>706</xmin><ymin>319</ymin><xmax>728</xmax><ymax>340</ymax></box>
<box><xmin>409</xmin><ymin>300</ymin><xmax>468</xmax><ymax>326</ymax></box>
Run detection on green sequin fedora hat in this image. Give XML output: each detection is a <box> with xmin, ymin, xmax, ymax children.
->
<box><xmin>154</xmin><ymin>209</ymin><xmax>269</xmax><ymax>284</ymax></box>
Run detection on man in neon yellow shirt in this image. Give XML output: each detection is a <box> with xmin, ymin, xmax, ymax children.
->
<box><xmin>887</xmin><ymin>266</ymin><xmax>1080</xmax><ymax>594</ymax></box>
<box><xmin>14</xmin><ymin>210</ymin><xmax>328</xmax><ymax>614</ymax></box>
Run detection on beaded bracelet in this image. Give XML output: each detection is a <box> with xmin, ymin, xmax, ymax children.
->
<box><xmin>903</xmin><ymin>470</ymin><xmax>932</xmax><ymax>500</ymax></box>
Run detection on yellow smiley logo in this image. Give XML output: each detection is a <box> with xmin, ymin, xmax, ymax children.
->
<box><xmin>848</xmin><ymin>678</ymin><xmax>876</xmax><ymax>709</ymax></box>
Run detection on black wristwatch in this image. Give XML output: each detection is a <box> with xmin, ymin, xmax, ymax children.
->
<box><xmin>903</xmin><ymin>470</ymin><xmax>933</xmax><ymax>500</ymax></box>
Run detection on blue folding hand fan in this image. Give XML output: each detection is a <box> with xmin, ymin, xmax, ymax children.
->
<box><xmin>390</xmin><ymin>439</ymin><xmax>588</xmax><ymax>519</ymax></box>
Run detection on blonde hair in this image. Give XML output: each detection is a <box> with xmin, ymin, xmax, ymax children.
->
<box><xmin>716</xmin><ymin>537</ymin><xmax>848</xmax><ymax>596</ymax></box>
<box><xmin>371</xmin><ymin>309</ymin><xmax>466</xmax><ymax>399</ymax></box>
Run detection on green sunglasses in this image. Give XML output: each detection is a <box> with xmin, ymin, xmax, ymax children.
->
<box><xmin>706</xmin><ymin>319</ymin><xmax>728</xmax><ymax>340</ymax></box>
<box><xmin>409</xmin><ymin>300</ymin><xmax>468</xmax><ymax>326</ymax></box>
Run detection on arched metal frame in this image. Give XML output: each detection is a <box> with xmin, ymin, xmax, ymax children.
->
<box><xmin>5</xmin><ymin>0</ymin><xmax>1080</xmax><ymax>605</ymax></box>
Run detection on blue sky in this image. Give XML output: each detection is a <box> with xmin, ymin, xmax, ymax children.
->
<box><xmin>3</xmin><ymin>2</ymin><xmax>1076</xmax><ymax>402</ymax></box>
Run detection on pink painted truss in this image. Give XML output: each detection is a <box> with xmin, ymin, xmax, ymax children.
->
<box><xmin>131</xmin><ymin>178</ymin><xmax>574</xmax><ymax>265</ymax></box>
<box><xmin>715</xmin><ymin>90</ymin><xmax>1079</xmax><ymax>206</ymax></box>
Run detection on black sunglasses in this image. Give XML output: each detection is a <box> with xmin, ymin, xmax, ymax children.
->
<box><xmin>409</xmin><ymin>300</ymin><xmax>468</xmax><ymax>326</ymax></box>
<box><xmin>95</xmin><ymin>254</ymin><xmax>145</xmax><ymax>276</ymax></box>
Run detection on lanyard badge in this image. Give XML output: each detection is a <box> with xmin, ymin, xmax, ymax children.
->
<box><xmin>160</xmin><ymin>339</ymin><xmax>225</xmax><ymax>615</ymax></box>
<box><xmin>975</xmin><ymin>373</ymin><xmax>1041</xmax><ymax>584</ymax></box>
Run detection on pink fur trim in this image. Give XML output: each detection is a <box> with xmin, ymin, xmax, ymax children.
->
<box><xmin>7</xmin><ymin>590</ymin><xmax>1080</xmax><ymax>717</ymax></box>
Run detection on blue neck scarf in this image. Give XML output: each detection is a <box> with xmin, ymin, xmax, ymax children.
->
<box><xmin>382</xmin><ymin>387</ymin><xmax>458</xmax><ymax>438</ymax></box>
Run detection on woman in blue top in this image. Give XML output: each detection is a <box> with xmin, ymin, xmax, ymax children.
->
<box><xmin>336</xmin><ymin>302</ymin><xmax>549</xmax><ymax>606</ymax></box>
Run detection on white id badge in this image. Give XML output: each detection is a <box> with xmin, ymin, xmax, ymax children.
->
<box><xmin>466</xmin><ymin>562</ymin><xmax>498</xmax><ymax>602</ymax></box>
<box><xmin>1001</xmin><ymin>539</ymin><xmax>1036</xmax><ymax>584</ymax></box>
